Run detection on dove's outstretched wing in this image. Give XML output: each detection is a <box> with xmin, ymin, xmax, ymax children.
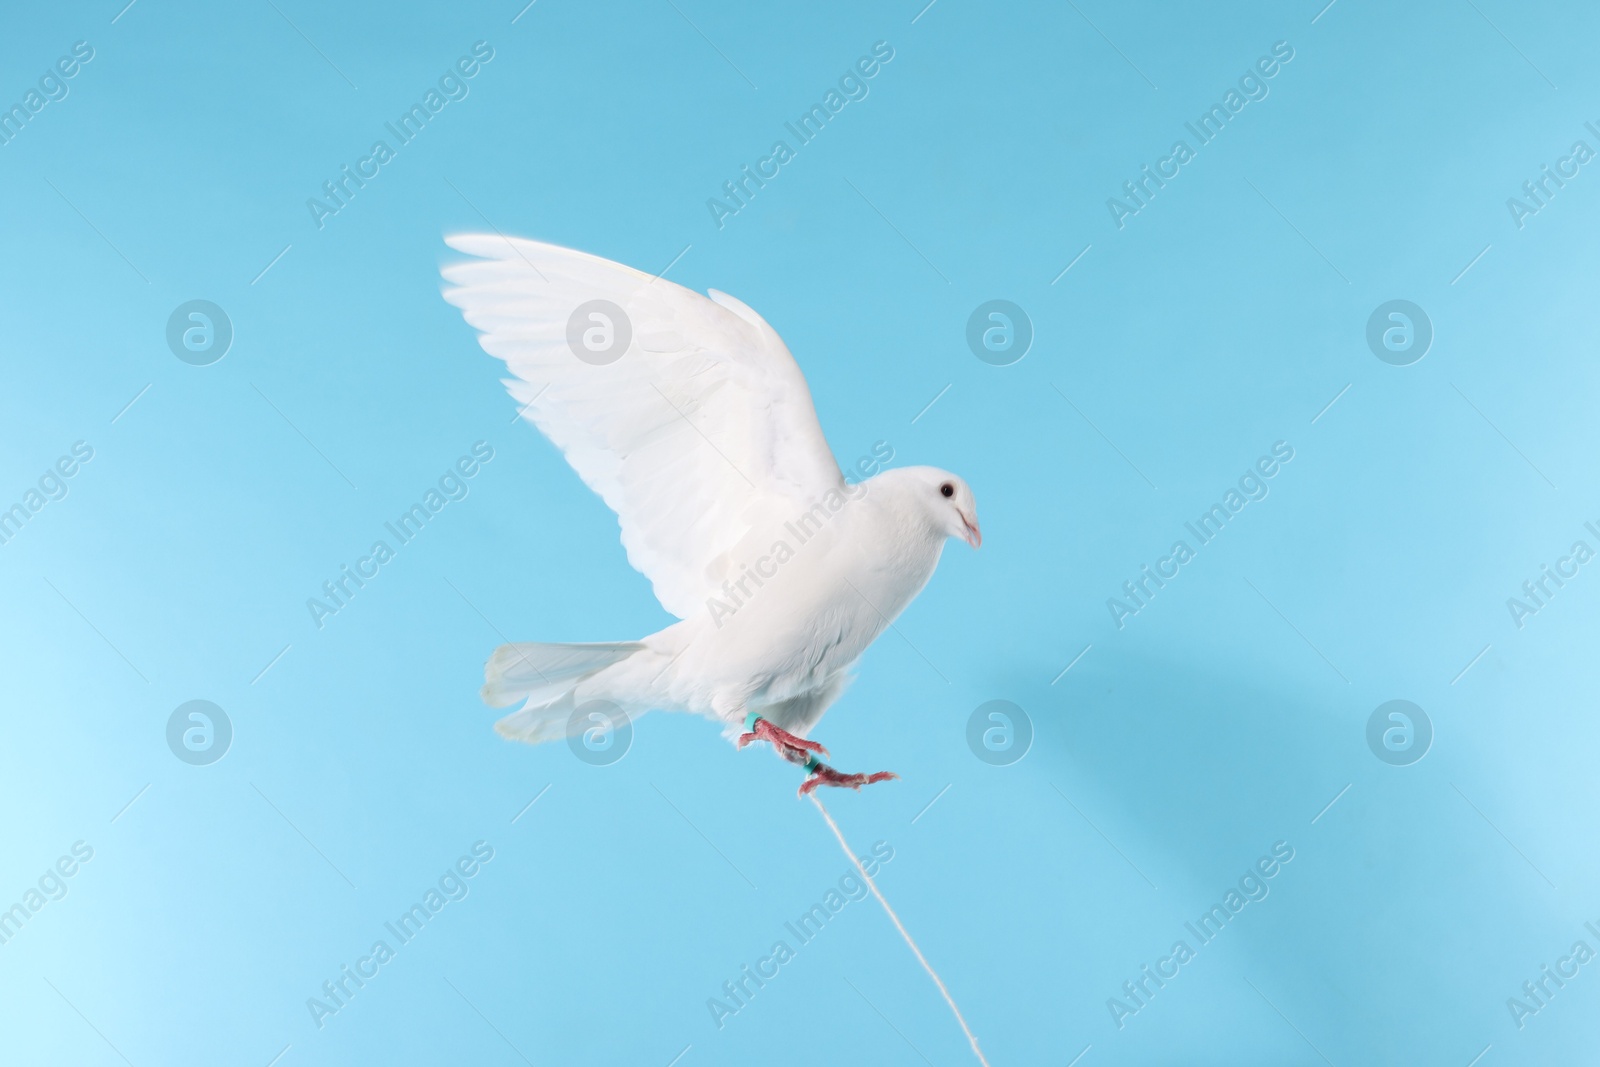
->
<box><xmin>441</xmin><ymin>235</ymin><xmax>845</xmax><ymax>620</ymax></box>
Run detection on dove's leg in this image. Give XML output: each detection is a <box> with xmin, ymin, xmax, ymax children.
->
<box><xmin>738</xmin><ymin>713</ymin><xmax>892</xmax><ymax>795</ymax></box>
<box><xmin>738</xmin><ymin>717</ymin><xmax>829</xmax><ymax>759</ymax></box>
<box><xmin>797</xmin><ymin>761</ymin><xmax>898</xmax><ymax>797</ymax></box>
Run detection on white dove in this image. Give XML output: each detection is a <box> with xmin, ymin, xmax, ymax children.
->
<box><xmin>441</xmin><ymin>237</ymin><xmax>980</xmax><ymax>794</ymax></box>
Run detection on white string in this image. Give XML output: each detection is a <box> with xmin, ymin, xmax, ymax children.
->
<box><xmin>809</xmin><ymin>793</ymin><xmax>992</xmax><ymax>1067</ymax></box>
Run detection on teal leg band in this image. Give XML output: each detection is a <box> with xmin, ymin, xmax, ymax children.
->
<box><xmin>745</xmin><ymin>712</ymin><xmax>821</xmax><ymax>773</ymax></box>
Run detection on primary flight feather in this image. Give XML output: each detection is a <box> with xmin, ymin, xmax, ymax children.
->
<box><xmin>441</xmin><ymin>236</ymin><xmax>979</xmax><ymax>794</ymax></box>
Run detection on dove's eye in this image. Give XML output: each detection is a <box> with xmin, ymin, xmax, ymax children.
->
<box><xmin>939</xmin><ymin>483</ymin><xmax>954</xmax><ymax>498</ymax></box>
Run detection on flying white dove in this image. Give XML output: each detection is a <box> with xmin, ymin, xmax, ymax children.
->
<box><xmin>440</xmin><ymin>236</ymin><xmax>980</xmax><ymax>794</ymax></box>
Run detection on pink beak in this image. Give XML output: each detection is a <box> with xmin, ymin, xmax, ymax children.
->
<box><xmin>960</xmin><ymin>512</ymin><xmax>982</xmax><ymax>549</ymax></box>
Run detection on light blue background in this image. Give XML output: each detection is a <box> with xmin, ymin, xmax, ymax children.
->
<box><xmin>2</xmin><ymin>1</ymin><xmax>1597</xmax><ymax>1064</ymax></box>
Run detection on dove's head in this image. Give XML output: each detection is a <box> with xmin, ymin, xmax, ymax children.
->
<box><xmin>894</xmin><ymin>466</ymin><xmax>981</xmax><ymax>549</ymax></box>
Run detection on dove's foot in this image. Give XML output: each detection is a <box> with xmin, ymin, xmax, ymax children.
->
<box><xmin>798</xmin><ymin>762</ymin><xmax>899</xmax><ymax>797</ymax></box>
<box><xmin>738</xmin><ymin>717</ymin><xmax>829</xmax><ymax>760</ymax></box>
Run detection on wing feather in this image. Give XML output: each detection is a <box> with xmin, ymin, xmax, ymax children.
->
<box><xmin>441</xmin><ymin>235</ymin><xmax>843</xmax><ymax>619</ymax></box>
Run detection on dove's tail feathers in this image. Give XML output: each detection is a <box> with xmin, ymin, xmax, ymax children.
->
<box><xmin>481</xmin><ymin>641</ymin><xmax>644</xmax><ymax>712</ymax></box>
<box><xmin>493</xmin><ymin>692</ymin><xmax>578</xmax><ymax>744</ymax></box>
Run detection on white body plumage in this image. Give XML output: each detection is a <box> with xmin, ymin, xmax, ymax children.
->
<box><xmin>441</xmin><ymin>237</ymin><xmax>979</xmax><ymax>749</ymax></box>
